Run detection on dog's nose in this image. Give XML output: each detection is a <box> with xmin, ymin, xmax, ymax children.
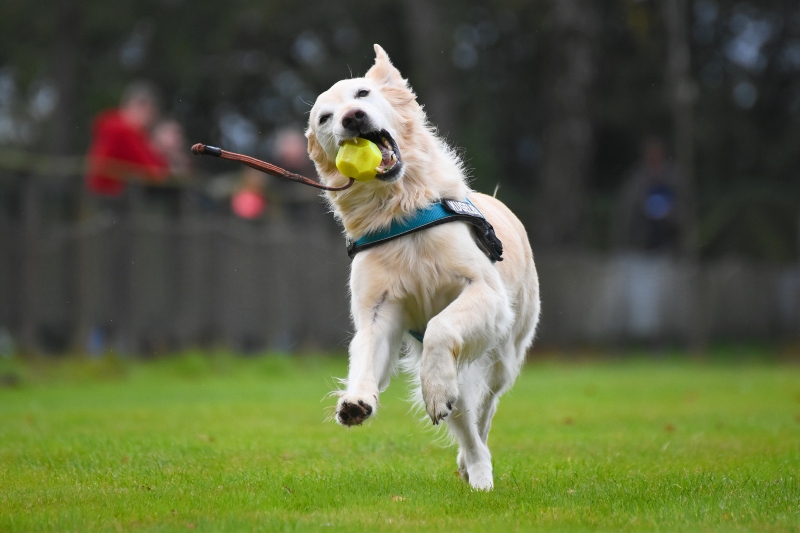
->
<box><xmin>341</xmin><ymin>108</ymin><xmax>367</xmax><ymax>131</ymax></box>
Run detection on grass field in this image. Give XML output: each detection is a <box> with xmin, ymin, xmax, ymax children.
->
<box><xmin>0</xmin><ymin>352</ymin><xmax>798</xmax><ymax>532</ymax></box>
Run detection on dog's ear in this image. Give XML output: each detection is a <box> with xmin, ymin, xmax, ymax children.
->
<box><xmin>365</xmin><ymin>44</ymin><xmax>407</xmax><ymax>88</ymax></box>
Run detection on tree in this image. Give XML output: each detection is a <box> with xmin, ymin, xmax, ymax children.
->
<box><xmin>533</xmin><ymin>0</ymin><xmax>597</xmax><ymax>247</ymax></box>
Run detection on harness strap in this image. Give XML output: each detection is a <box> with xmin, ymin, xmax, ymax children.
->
<box><xmin>347</xmin><ymin>198</ymin><xmax>504</xmax><ymax>262</ymax></box>
<box><xmin>408</xmin><ymin>330</ymin><xmax>425</xmax><ymax>344</ymax></box>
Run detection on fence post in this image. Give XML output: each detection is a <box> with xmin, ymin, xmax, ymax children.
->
<box><xmin>74</xmin><ymin>187</ymin><xmax>92</xmax><ymax>355</ymax></box>
<box><xmin>662</xmin><ymin>0</ymin><xmax>706</xmax><ymax>353</ymax></box>
<box><xmin>20</xmin><ymin>173</ymin><xmax>40</xmax><ymax>354</ymax></box>
<box><xmin>122</xmin><ymin>184</ymin><xmax>144</xmax><ymax>355</ymax></box>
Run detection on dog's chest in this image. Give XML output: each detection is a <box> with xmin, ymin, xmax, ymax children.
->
<box><xmin>400</xmin><ymin>275</ymin><xmax>464</xmax><ymax>329</ymax></box>
<box><xmin>352</xmin><ymin>221</ymin><xmax>490</xmax><ymax>329</ymax></box>
<box><xmin>383</xmin><ymin>244</ymin><xmax>477</xmax><ymax>329</ymax></box>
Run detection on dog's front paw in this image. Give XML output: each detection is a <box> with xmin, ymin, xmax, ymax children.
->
<box><xmin>336</xmin><ymin>395</ymin><xmax>376</xmax><ymax>426</ymax></box>
<box><xmin>420</xmin><ymin>375</ymin><xmax>458</xmax><ymax>425</ymax></box>
<box><xmin>467</xmin><ymin>463</ymin><xmax>493</xmax><ymax>491</ymax></box>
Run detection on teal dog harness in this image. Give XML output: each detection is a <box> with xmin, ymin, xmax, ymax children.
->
<box><xmin>346</xmin><ymin>197</ymin><xmax>504</xmax><ymax>344</ymax></box>
<box><xmin>346</xmin><ymin>198</ymin><xmax>504</xmax><ymax>262</ymax></box>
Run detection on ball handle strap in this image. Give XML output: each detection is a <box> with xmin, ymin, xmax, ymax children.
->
<box><xmin>191</xmin><ymin>143</ymin><xmax>354</xmax><ymax>192</ymax></box>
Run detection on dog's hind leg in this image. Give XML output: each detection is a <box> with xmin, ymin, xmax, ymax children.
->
<box><xmin>447</xmin><ymin>374</ymin><xmax>494</xmax><ymax>490</ymax></box>
<box><xmin>336</xmin><ymin>297</ymin><xmax>404</xmax><ymax>426</ymax></box>
<box><xmin>477</xmin><ymin>394</ymin><xmax>500</xmax><ymax>445</ymax></box>
<box><xmin>477</xmin><ymin>346</ymin><xmax>523</xmax><ymax>443</ymax></box>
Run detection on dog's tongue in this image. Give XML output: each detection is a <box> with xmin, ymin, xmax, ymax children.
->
<box><xmin>379</xmin><ymin>144</ymin><xmax>393</xmax><ymax>167</ymax></box>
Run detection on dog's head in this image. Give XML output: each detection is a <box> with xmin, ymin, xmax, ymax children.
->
<box><xmin>306</xmin><ymin>44</ymin><xmax>418</xmax><ymax>185</ymax></box>
<box><xmin>306</xmin><ymin>45</ymin><xmax>468</xmax><ymax>237</ymax></box>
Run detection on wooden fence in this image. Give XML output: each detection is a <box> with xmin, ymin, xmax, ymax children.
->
<box><xmin>1</xmin><ymin>172</ymin><xmax>798</xmax><ymax>355</ymax></box>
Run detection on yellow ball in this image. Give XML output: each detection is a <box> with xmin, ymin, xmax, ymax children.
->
<box><xmin>335</xmin><ymin>138</ymin><xmax>382</xmax><ymax>182</ymax></box>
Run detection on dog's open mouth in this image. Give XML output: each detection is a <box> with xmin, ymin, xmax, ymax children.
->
<box><xmin>361</xmin><ymin>130</ymin><xmax>403</xmax><ymax>181</ymax></box>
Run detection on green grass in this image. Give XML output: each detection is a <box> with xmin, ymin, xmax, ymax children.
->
<box><xmin>0</xmin><ymin>353</ymin><xmax>798</xmax><ymax>532</ymax></box>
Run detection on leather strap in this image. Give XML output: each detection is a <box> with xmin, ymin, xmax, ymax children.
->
<box><xmin>191</xmin><ymin>143</ymin><xmax>355</xmax><ymax>192</ymax></box>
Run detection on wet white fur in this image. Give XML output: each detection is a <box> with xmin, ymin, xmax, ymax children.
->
<box><xmin>306</xmin><ymin>44</ymin><xmax>540</xmax><ymax>490</ymax></box>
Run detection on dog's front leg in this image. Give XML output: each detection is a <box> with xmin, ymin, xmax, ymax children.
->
<box><xmin>422</xmin><ymin>280</ymin><xmax>508</xmax><ymax>491</ymax></box>
<box><xmin>421</xmin><ymin>280</ymin><xmax>507</xmax><ymax>425</ymax></box>
<box><xmin>335</xmin><ymin>295</ymin><xmax>403</xmax><ymax>426</ymax></box>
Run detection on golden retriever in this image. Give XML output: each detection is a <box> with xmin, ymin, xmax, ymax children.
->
<box><xmin>306</xmin><ymin>44</ymin><xmax>540</xmax><ymax>490</ymax></box>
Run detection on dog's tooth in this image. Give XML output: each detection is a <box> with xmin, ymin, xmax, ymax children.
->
<box><xmin>390</xmin><ymin>153</ymin><xmax>397</xmax><ymax>162</ymax></box>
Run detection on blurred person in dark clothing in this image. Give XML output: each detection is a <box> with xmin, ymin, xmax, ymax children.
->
<box><xmin>270</xmin><ymin>127</ymin><xmax>324</xmax><ymax>224</ymax></box>
<box><xmin>613</xmin><ymin>137</ymin><xmax>689</xmax><ymax>252</ymax></box>
<box><xmin>231</xmin><ymin>168</ymin><xmax>267</xmax><ymax>220</ymax></box>
<box><xmin>149</xmin><ymin>118</ymin><xmax>194</xmax><ymax>217</ymax></box>
<box><xmin>274</xmin><ymin>127</ymin><xmax>313</xmax><ymax>174</ymax></box>
<box><xmin>152</xmin><ymin>119</ymin><xmax>193</xmax><ymax>179</ymax></box>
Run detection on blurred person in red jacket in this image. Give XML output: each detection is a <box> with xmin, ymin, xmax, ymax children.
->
<box><xmin>86</xmin><ymin>81</ymin><xmax>169</xmax><ymax>197</ymax></box>
<box><xmin>82</xmin><ymin>81</ymin><xmax>170</xmax><ymax>356</ymax></box>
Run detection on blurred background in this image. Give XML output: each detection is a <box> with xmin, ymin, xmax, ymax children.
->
<box><xmin>0</xmin><ymin>0</ymin><xmax>798</xmax><ymax>357</ymax></box>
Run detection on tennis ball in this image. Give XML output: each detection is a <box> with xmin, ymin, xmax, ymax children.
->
<box><xmin>335</xmin><ymin>138</ymin><xmax>382</xmax><ymax>182</ymax></box>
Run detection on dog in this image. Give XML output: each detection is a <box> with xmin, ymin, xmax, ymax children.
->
<box><xmin>305</xmin><ymin>44</ymin><xmax>540</xmax><ymax>490</ymax></box>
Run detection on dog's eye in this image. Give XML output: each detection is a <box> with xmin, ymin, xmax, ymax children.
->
<box><xmin>318</xmin><ymin>113</ymin><xmax>332</xmax><ymax>125</ymax></box>
<box><xmin>356</xmin><ymin>89</ymin><xmax>370</xmax><ymax>98</ymax></box>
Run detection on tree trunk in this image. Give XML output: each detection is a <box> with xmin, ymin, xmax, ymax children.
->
<box><xmin>662</xmin><ymin>0</ymin><xmax>698</xmax><ymax>254</ymax></box>
<box><xmin>403</xmin><ymin>0</ymin><xmax>457</xmax><ymax>136</ymax></box>
<box><xmin>20</xmin><ymin>173</ymin><xmax>40</xmax><ymax>354</ymax></box>
<box><xmin>662</xmin><ymin>0</ymin><xmax>706</xmax><ymax>352</ymax></box>
<box><xmin>47</xmin><ymin>0</ymin><xmax>84</xmax><ymax>353</ymax></box>
<box><xmin>48</xmin><ymin>0</ymin><xmax>82</xmax><ymax>157</ymax></box>
<box><xmin>534</xmin><ymin>0</ymin><xmax>597</xmax><ymax>247</ymax></box>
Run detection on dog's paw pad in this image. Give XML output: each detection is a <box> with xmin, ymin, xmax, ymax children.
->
<box><xmin>337</xmin><ymin>398</ymin><xmax>374</xmax><ymax>426</ymax></box>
